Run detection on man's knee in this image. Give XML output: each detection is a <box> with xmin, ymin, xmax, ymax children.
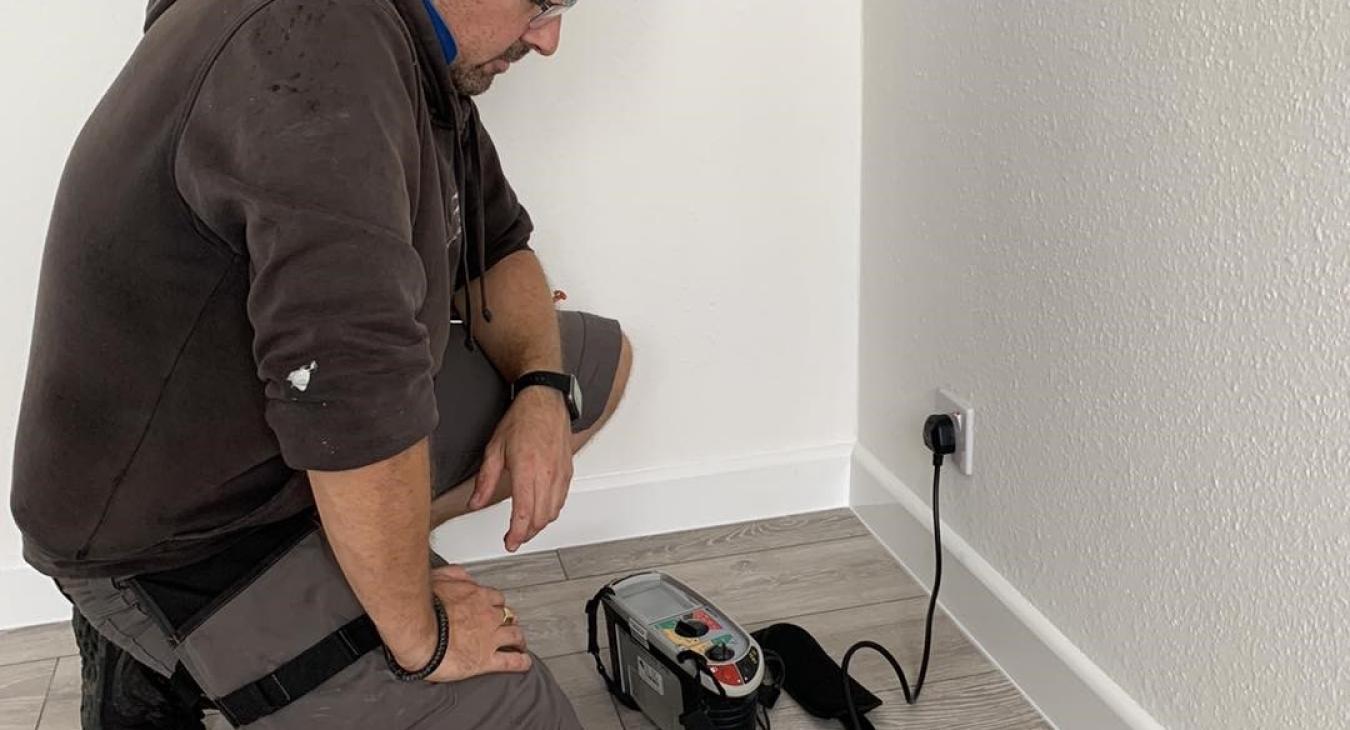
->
<box><xmin>566</xmin><ymin>325</ymin><xmax>629</xmax><ymax>448</ymax></box>
<box><xmin>613</xmin><ymin>332</ymin><xmax>633</xmax><ymax>401</ymax></box>
<box><xmin>440</xmin><ymin>654</ymin><xmax>583</xmax><ymax>729</ymax></box>
<box><xmin>594</xmin><ymin>332</ymin><xmax>632</xmax><ymax>429</ymax></box>
<box><xmin>519</xmin><ymin>657</ymin><xmax>585</xmax><ymax>730</ymax></box>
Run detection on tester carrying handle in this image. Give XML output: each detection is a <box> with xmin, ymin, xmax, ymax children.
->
<box><xmin>585</xmin><ymin>584</ymin><xmax>643</xmax><ymax>712</ymax></box>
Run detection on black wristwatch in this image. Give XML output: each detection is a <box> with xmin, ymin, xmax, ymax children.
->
<box><xmin>511</xmin><ymin>371</ymin><xmax>583</xmax><ymax>423</ymax></box>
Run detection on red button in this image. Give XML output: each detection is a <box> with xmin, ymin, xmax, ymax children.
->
<box><xmin>712</xmin><ymin>664</ymin><xmax>742</xmax><ymax>686</ymax></box>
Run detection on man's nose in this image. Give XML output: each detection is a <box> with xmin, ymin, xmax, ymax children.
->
<box><xmin>521</xmin><ymin>18</ymin><xmax>562</xmax><ymax>57</ymax></box>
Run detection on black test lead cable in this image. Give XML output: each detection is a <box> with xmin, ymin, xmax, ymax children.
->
<box><xmin>840</xmin><ymin>416</ymin><xmax>955</xmax><ymax>728</ymax></box>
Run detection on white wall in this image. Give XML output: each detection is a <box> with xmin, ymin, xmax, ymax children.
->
<box><xmin>0</xmin><ymin>2</ymin><xmax>861</xmax><ymax>628</ymax></box>
<box><xmin>859</xmin><ymin>1</ymin><xmax>1348</xmax><ymax>728</ymax></box>
<box><xmin>0</xmin><ymin>3</ymin><xmax>148</xmax><ymax>627</ymax></box>
<box><xmin>435</xmin><ymin>2</ymin><xmax>861</xmax><ymax>562</ymax></box>
<box><xmin>476</xmin><ymin>1</ymin><xmax>860</xmax><ymax>481</ymax></box>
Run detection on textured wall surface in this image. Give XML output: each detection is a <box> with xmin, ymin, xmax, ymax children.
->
<box><xmin>860</xmin><ymin>1</ymin><xmax>1349</xmax><ymax>728</ymax></box>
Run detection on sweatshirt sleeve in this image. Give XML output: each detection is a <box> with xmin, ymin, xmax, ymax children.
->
<box><xmin>468</xmin><ymin>106</ymin><xmax>535</xmax><ymax>274</ymax></box>
<box><xmin>175</xmin><ymin>0</ymin><xmax>436</xmax><ymax>472</ymax></box>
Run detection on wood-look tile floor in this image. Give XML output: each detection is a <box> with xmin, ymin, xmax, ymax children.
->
<box><xmin>0</xmin><ymin>509</ymin><xmax>1047</xmax><ymax>729</ymax></box>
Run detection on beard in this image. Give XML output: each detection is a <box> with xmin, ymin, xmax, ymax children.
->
<box><xmin>450</xmin><ymin>42</ymin><xmax>532</xmax><ymax>96</ymax></box>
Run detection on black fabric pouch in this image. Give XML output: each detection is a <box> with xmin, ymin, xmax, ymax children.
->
<box><xmin>750</xmin><ymin>623</ymin><xmax>882</xmax><ymax>730</ymax></box>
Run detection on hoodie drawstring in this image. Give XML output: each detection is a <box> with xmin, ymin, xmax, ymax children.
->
<box><xmin>468</xmin><ymin>117</ymin><xmax>494</xmax><ymax>327</ymax></box>
<box><xmin>455</xmin><ymin>103</ymin><xmax>493</xmax><ymax>352</ymax></box>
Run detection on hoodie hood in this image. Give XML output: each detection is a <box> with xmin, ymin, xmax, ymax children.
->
<box><xmin>146</xmin><ymin>0</ymin><xmax>459</xmax><ymax>122</ymax></box>
<box><xmin>388</xmin><ymin>0</ymin><xmax>467</xmax><ymax>125</ymax></box>
<box><xmin>142</xmin><ymin>0</ymin><xmax>489</xmax><ymax>348</ymax></box>
<box><xmin>145</xmin><ymin>0</ymin><xmax>176</xmax><ymax>30</ymax></box>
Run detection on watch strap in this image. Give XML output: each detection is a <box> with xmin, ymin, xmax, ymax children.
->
<box><xmin>512</xmin><ymin>371</ymin><xmax>580</xmax><ymax>421</ymax></box>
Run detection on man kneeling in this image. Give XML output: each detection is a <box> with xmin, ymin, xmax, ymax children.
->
<box><xmin>12</xmin><ymin>0</ymin><xmax>634</xmax><ymax>726</ymax></box>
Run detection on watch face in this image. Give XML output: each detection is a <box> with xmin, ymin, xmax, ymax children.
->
<box><xmin>570</xmin><ymin>374</ymin><xmax>584</xmax><ymax>421</ymax></box>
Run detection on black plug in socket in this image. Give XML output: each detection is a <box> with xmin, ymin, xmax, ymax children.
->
<box><xmin>924</xmin><ymin>414</ymin><xmax>958</xmax><ymax>463</ymax></box>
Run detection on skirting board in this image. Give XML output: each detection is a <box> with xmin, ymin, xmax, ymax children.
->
<box><xmin>433</xmin><ymin>442</ymin><xmax>853</xmax><ymax>563</ymax></box>
<box><xmin>0</xmin><ymin>442</ymin><xmax>853</xmax><ymax>631</ymax></box>
<box><xmin>0</xmin><ymin>563</ymin><xmax>70</xmax><ymax>631</ymax></box>
<box><xmin>849</xmin><ymin>444</ymin><xmax>1164</xmax><ymax>730</ymax></box>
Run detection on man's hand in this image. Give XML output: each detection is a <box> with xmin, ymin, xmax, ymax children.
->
<box><xmin>429</xmin><ymin>566</ymin><xmax>531</xmax><ymax>680</ymax></box>
<box><xmin>392</xmin><ymin>566</ymin><xmax>532</xmax><ymax>682</ymax></box>
<box><xmin>471</xmin><ymin>385</ymin><xmax>574</xmax><ymax>552</ymax></box>
<box><xmin>450</xmin><ymin>250</ymin><xmax>570</xmax><ymax>550</ymax></box>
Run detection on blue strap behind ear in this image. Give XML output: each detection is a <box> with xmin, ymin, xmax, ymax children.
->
<box><xmin>421</xmin><ymin>0</ymin><xmax>459</xmax><ymax>64</ymax></box>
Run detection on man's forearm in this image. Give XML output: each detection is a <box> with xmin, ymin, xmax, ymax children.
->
<box><xmin>309</xmin><ymin>438</ymin><xmax>437</xmax><ymax>669</ymax></box>
<box><xmin>455</xmin><ymin>250</ymin><xmax>561</xmax><ymax>380</ymax></box>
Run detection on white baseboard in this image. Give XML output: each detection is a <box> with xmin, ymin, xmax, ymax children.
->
<box><xmin>849</xmin><ymin>444</ymin><xmax>1164</xmax><ymax>730</ymax></box>
<box><xmin>0</xmin><ymin>443</ymin><xmax>852</xmax><ymax>632</ymax></box>
<box><xmin>0</xmin><ymin>564</ymin><xmax>71</xmax><ymax>631</ymax></box>
<box><xmin>433</xmin><ymin>442</ymin><xmax>854</xmax><ymax>564</ymax></box>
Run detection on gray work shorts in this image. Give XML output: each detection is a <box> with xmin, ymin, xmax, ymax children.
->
<box><xmin>430</xmin><ymin>311</ymin><xmax>623</xmax><ymax>492</ymax></box>
<box><xmin>57</xmin><ymin>311</ymin><xmax>624</xmax><ymax>729</ymax></box>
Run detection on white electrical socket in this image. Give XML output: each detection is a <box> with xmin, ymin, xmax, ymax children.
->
<box><xmin>936</xmin><ymin>389</ymin><xmax>974</xmax><ymax>476</ymax></box>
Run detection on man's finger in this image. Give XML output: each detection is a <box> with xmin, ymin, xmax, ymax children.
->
<box><xmin>531</xmin><ymin>487</ymin><xmax>552</xmax><ymax>540</ymax></box>
<box><xmin>496</xmin><ymin>625</ymin><xmax>527</xmax><ymax>651</ymax></box>
<box><xmin>472</xmin><ymin>443</ymin><xmax>505</xmax><ymax>510</ymax></box>
<box><xmin>505</xmin><ymin>477</ymin><xmax>534</xmax><ymax>552</ymax></box>
<box><xmin>480</xmin><ymin>587</ymin><xmax>506</xmax><ymax>606</ymax></box>
<box><xmin>550</xmin><ymin>465</ymin><xmax>572</xmax><ymax>521</ymax></box>
<box><xmin>538</xmin><ymin>461</ymin><xmax>568</xmax><ymax>528</ymax></box>
<box><xmin>490</xmin><ymin>650</ymin><xmax>533</xmax><ymax>674</ymax></box>
<box><xmin>432</xmin><ymin>565</ymin><xmax>472</xmax><ymax>582</ymax></box>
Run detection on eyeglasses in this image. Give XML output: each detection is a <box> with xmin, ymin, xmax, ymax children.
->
<box><xmin>529</xmin><ymin>0</ymin><xmax>575</xmax><ymax>29</ymax></box>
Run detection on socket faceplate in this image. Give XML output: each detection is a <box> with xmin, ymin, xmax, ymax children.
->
<box><xmin>936</xmin><ymin>389</ymin><xmax>974</xmax><ymax>476</ymax></box>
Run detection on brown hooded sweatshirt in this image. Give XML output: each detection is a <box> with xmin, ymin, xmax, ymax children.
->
<box><xmin>11</xmin><ymin>0</ymin><xmax>531</xmax><ymax>578</ymax></box>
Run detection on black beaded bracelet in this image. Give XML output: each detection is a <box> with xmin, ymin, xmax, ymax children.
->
<box><xmin>384</xmin><ymin>597</ymin><xmax>449</xmax><ymax>682</ymax></box>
